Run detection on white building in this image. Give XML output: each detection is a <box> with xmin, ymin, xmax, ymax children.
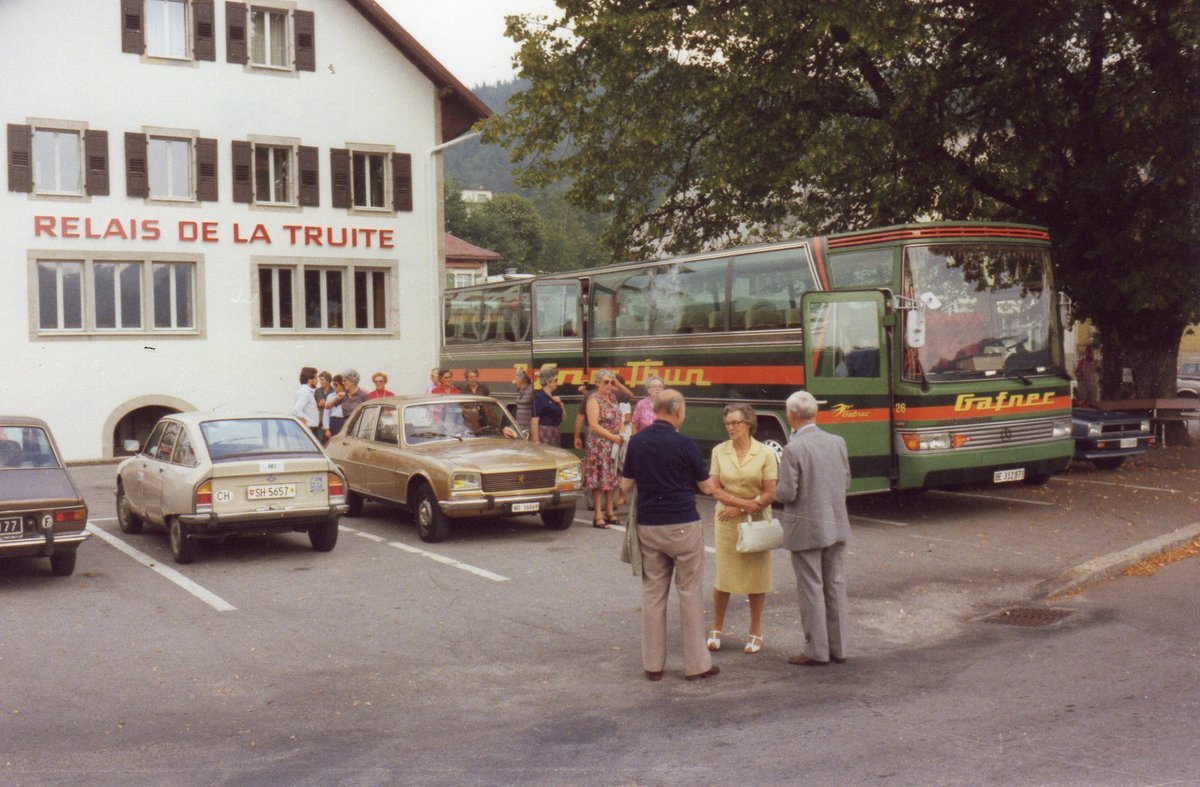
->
<box><xmin>1</xmin><ymin>0</ymin><xmax>488</xmax><ymax>460</ymax></box>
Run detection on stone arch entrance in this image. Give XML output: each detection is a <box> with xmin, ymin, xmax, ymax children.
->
<box><xmin>105</xmin><ymin>396</ymin><xmax>195</xmax><ymax>458</ymax></box>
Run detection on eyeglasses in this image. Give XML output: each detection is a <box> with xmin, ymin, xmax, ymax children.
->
<box><xmin>599</xmin><ymin>380</ymin><xmax>614</xmax><ymax>385</ymax></box>
<box><xmin>723</xmin><ymin>420</ymin><xmax>746</xmax><ymax>427</ymax></box>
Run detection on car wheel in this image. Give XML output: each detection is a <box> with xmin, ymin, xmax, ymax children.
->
<box><xmin>169</xmin><ymin>517</ymin><xmax>197</xmax><ymax>564</ymax></box>
<box><xmin>345</xmin><ymin>491</ymin><xmax>364</xmax><ymax>517</ymax></box>
<box><xmin>1092</xmin><ymin>456</ymin><xmax>1125</xmax><ymax>471</ymax></box>
<box><xmin>413</xmin><ymin>484</ymin><xmax>450</xmax><ymax>543</ymax></box>
<box><xmin>116</xmin><ymin>485</ymin><xmax>143</xmax><ymax>534</ymax></box>
<box><xmin>49</xmin><ymin>549</ymin><xmax>77</xmax><ymax>576</ymax></box>
<box><xmin>541</xmin><ymin>503</ymin><xmax>576</xmax><ymax>530</ymax></box>
<box><xmin>309</xmin><ymin>519</ymin><xmax>339</xmax><ymax>552</ymax></box>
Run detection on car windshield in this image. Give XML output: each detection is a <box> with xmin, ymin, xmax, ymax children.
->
<box><xmin>0</xmin><ymin>426</ymin><xmax>60</xmax><ymax>469</ymax></box>
<box><xmin>902</xmin><ymin>243</ymin><xmax>1062</xmax><ymax>382</ymax></box>
<box><xmin>201</xmin><ymin>418</ymin><xmax>322</xmax><ymax>460</ymax></box>
<box><xmin>403</xmin><ymin>401</ymin><xmax>520</xmax><ymax>444</ymax></box>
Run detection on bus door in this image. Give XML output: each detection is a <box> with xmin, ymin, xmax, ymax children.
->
<box><xmin>800</xmin><ymin>291</ymin><xmax>892</xmax><ymax>494</ymax></box>
<box><xmin>532</xmin><ymin>280</ymin><xmax>585</xmax><ymax>443</ymax></box>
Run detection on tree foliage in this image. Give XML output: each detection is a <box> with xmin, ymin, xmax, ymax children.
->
<box><xmin>484</xmin><ymin>0</ymin><xmax>1200</xmax><ymax>396</ymax></box>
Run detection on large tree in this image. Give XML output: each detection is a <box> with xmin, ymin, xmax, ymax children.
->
<box><xmin>484</xmin><ymin>0</ymin><xmax>1200</xmax><ymax>398</ymax></box>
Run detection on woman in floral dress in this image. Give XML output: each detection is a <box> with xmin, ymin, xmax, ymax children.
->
<box><xmin>584</xmin><ymin>369</ymin><xmax>625</xmax><ymax>527</ymax></box>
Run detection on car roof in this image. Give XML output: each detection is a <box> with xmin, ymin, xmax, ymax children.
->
<box><xmin>0</xmin><ymin>415</ymin><xmax>52</xmax><ymax>429</ymax></box>
<box><xmin>363</xmin><ymin>395</ymin><xmax>496</xmax><ymax>406</ymax></box>
<box><xmin>158</xmin><ymin>412</ymin><xmax>308</xmax><ymax>426</ymax></box>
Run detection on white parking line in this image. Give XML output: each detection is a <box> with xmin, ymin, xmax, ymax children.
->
<box><xmin>1049</xmin><ymin>477</ymin><xmax>1181</xmax><ymax>494</ymax></box>
<box><xmin>852</xmin><ymin>515</ymin><xmax>911</xmax><ymax>527</ymax></box>
<box><xmin>85</xmin><ymin>523</ymin><xmax>237</xmax><ymax>612</ymax></box>
<box><xmin>929</xmin><ymin>490</ymin><xmax>1057</xmax><ymax>506</ymax></box>
<box><xmin>339</xmin><ymin>525</ymin><xmax>509</xmax><ymax>582</ymax></box>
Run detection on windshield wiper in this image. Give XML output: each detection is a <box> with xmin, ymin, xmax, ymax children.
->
<box><xmin>1006</xmin><ymin>366</ymin><xmax>1046</xmax><ymax>386</ymax></box>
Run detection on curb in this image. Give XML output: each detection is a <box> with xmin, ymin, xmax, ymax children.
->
<box><xmin>1034</xmin><ymin>521</ymin><xmax>1200</xmax><ymax>599</ymax></box>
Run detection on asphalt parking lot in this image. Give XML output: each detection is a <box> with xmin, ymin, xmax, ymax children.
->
<box><xmin>3</xmin><ymin>442</ymin><xmax>1198</xmax><ymax>783</ymax></box>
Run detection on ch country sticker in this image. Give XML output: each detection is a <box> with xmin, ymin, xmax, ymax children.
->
<box><xmin>954</xmin><ymin>392</ymin><xmax>1056</xmax><ymax>412</ymax></box>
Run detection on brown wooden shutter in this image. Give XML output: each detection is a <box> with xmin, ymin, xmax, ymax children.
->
<box><xmin>121</xmin><ymin>0</ymin><xmax>143</xmax><ymax>54</ymax></box>
<box><xmin>392</xmin><ymin>152</ymin><xmax>413</xmax><ymax>212</ymax></box>
<box><xmin>225</xmin><ymin>2</ymin><xmax>247</xmax><ymax>64</ymax></box>
<box><xmin>193</xmin><ymin>0</ymin><xmax>216</xmax><ymax>61</ymax></box>
<box><xmin>231</xmin><ymin>140</ymin><xmax>252</xmax><ymax>202</ymax></box>
<box><xmin>298</xmin><ymin>145</ymin><xmax>319</xmax><ymax>207</ymax></box>
<box><xmin>7</xmin><ymin>124</ymin><xmax>32</xmax><ymax>193</ymax></box>
<box><xmin>84</xmin><ymin>130</ymin><xmax>110</xmax><ymax>196</ymax></box>
<box><xmin>125</xmin><ymin>132</ymin><xmax>148</xmax><ymax>198</ymax></box>
<box><xmin>330</xmin><ymin>148</ymin><xmax>350</xmax><ymax>208</ymax></box>
<box><xmin>294</xmin><ymin>10</ymin><xmax>315</xmax><ymax>72</ymax></box>
<box><xmin>196</xmin><ymin>137</ymin><xmax>218</xmax><ymax>201</ymax></box>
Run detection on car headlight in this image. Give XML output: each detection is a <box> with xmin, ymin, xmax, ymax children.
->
<box><xmin>1051</xmin><ymin>419</ymin><xmax>1071</xmax><ymax>438</ymax></box>
<box><xmin>1140</xmin><ymin>419</ymin><xmax>1151</xmax><ymax>433</ymax></box>
<box><xmin>1087</xmin><ymin>422</ymin><xmax>1102</xmax><ymax>437</ymax></box>
<box><xmin>557</xmin><ymin>463</ymin><xmax>582</xmax><ymax>485</ymax></box>
<box><xmin>450</xmin><ymin>472</ymin><xmax>482</xmax><ymax>493</ymax></box>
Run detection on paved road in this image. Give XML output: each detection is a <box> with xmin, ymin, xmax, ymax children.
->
<box><xmin>2</xmin><ymin>446</ymin><xmax>1197</xmax><ymax>784</ymax></box>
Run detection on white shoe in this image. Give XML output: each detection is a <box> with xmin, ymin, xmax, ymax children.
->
<box><xmin>744</xmin><ymin>634</ymin><xmax>763</xmax><ymax>654</ymax></box>
<box><xmin>706</xmin><ymin>630</ymin><xmax>722</xmax><ymax>651</ymax></box>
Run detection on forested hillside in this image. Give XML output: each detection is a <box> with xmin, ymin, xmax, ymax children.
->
<box><xmin>445</xmin><ymin>80</ymin><xmax>527</xmax><ymax>194</ymax></box>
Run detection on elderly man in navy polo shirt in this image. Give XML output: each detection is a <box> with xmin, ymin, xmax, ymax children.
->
<box><xmin>619</xmin><ymin>389</ymin><xmax>719</xmax><ymax>682</ymax></box>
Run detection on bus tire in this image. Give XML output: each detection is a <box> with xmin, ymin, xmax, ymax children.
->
<box><xmin>1022</xmin><ymin>472</ymin><xmax>1051</xmax><ymax>486</ymax></box>
<box><xmin>757</xmin><ymin>419</ymin><xmax>787</xmax><ymax>460</ymax></box>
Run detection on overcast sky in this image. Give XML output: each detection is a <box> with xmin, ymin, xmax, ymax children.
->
<box><xmin>375</xmin><ymin>0</ymin><xmax>561</xmax><ymax>88</ymax></box>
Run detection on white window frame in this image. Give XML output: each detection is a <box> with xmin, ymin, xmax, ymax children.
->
<box><xmin>29</xmin><ymin>252</ymin><xmax>203</xmax><ymax>337</ymax></box>
<box><xmin>148</xmin><ymin>135</ymin><xmax>194</xmax><ymax>201</ymax></box>
<box><xmin>351</xmin><ymin>151</ymin><xmax>390</xmax><ymax>210</ymax></box>
<box><xmin>144</xmin><ymin>0</ymin><xmax>192</xmax><ymax>60</ymax></box>
<box><xmin>249</xmin><ymin>6</ymin><xmax>291</xmax><ymax>70</ymax></box>
<box><xmin>453</xmin><ymin>272</ymin><xmax>477</xmax><ymax>288</ymax></box>
<box><xmin>254</xmin><ymin>258</ymin><xmax>396</xmax><ymax>335</ymax></box>
<box><xmin>253</xmin><ymin>143</ymin><xmax>295</xmax><ymax>206</ymax></box>
<box><xmin>32</xmin><ymin>127</ymin><xmax>83</xmax><ymax>196</ymax></box>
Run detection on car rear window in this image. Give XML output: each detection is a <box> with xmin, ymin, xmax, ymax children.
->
<box><xmin>201</xmin><ymin>419</ymin><xmax>322</xmax><ymax>460</ymax></box>
<box><xmin>0</xmin><ymin>426</ymin><xmax>60</xmax><ymax>469</ymax></box>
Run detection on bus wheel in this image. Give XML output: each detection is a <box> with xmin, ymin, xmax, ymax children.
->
<box><xmin>758</xmin><ymin>419</ymin><xmax>787</xmax><ymax>460</ymax></box>
<box><xmin>1022</xmin><ymin>472</ymin><xmax>1051</xmax><ymax>486</ymax></box>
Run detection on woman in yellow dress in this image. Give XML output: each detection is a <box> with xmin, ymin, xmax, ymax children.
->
<box><xmin>707</xmin><ymin>403</ymin><xmax>778</xmax><ymax>654</ymax></box>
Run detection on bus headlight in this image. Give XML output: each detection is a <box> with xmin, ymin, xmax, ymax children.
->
<box><xmin>451</xmin><ymin>472</ymin><xmax>482</xmax><ymax>494</ymax></box>
<box><xmin>901</xmin><ymin>432</ymin><xmax>950</xmax><ymax>451</ymax></box>
<box><xmin>1052</xmin><ymin>419</ymin><xmax>1071</xmax><ymax>438</ymax></box>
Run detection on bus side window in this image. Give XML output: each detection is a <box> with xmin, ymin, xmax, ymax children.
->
<box><xmin>731</xmin><ymin>248</ymin><xmax>816</xmax><ymax>331</ymax></box>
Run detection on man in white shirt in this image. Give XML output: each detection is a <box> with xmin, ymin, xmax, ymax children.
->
<box><xmin>292</xmin><ymin>366</ymin><xmax>321</xmax><ymax>441</ymax></box>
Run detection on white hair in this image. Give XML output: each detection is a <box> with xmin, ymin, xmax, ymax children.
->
<box><xmin>785</xmin><ymin>390</ymin><xmax>819</xmax><ymax>420</ymax></box>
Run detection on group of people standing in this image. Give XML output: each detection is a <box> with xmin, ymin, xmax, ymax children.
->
<box><xmin>292</xmin><ymin>367</ymin><xmax>375</xmax><ymax>444</ymax></box>
<box><xmin>621</xmin><ymin>388</ymin><xmax>851</xmax><ymax>681</ymax></box>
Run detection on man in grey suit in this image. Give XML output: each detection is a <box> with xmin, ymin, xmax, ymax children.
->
<box><xmin>775</xmin><ymin>390</ymin><xmax>852</xmax><ymax>666</ymax></box>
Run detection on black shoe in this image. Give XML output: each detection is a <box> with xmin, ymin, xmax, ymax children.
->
<box><xmin>645</xmin><ymin>670</ymin><xmax>663</xmax><ymax>682</ymax></box>
<box><xmin>685</xmin><ymin>665</ymin><xmax>720</xmax><ymax>681</ymax></box>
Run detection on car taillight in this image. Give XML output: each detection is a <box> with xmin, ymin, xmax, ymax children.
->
<box><xmin>196</xmin><ymin>480</ymin><xmax>213</xmax><ymax>511</ymax></box>
<box><xmin>53</xmin><ymin>507</ymin><xmax>88</xmax><ymax>523</ymax></box>
<box><xmin>328</xmin><ymin>473</ymin><xmax>345</xmax><ymax>500</ymax></box>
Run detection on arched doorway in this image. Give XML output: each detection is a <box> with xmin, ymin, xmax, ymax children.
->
<box><xmin>113</xmin><ymin>406</ymin><xmax>179</xmax><ymax>457</ymax></box>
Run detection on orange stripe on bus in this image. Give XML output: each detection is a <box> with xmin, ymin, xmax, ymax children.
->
<box><xmin>898</xmin><ymin>400</ymin><xmax>1068</xmax><ymax>421</ymax></box>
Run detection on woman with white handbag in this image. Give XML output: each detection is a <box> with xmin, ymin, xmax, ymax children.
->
<box><xmin>706</xmin><ymin>404</ymin><xmax>779</xmax><ymax>654</ymax></box>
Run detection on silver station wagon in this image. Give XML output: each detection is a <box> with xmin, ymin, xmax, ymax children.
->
<box><xmin>325</xmin><ymin>395</ymin><xmax>583</xmax><ymax>542</ymax></box>
<box><xmin>0</xmin><ymin>416</ymin><xmax>89</xmax><ymax>576</ymax></box>
<box><xmin>116</xmin><ymin>413</ymin><xmax>348</xmax><ymax>564</ymax></box>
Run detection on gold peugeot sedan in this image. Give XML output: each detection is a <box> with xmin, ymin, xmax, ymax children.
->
<box><xmin>0</xmin><ymin>416</ymin><xmax>89</xmax><ymax>576</ymax></box>
<box><xmin>116</xmin><ymin>413</ymin><xmax>348</xmax><ymax>564</ymax></box>
<box><xmin>325</xmin><ymin>395</ymin><xmax>582</xmax><ymax>542</ymax></box>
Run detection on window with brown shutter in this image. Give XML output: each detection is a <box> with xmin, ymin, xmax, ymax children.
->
<box><xmin>231</xmin><ymin>140</ymin><xmax>252</xmax><ymax>202</ymax></box>
<box><xmin>226</xmin><ymin>2</ymin><xmax>247</xmax><ymax>64</ymax></box>
<box><xmin>7</xmin><ymin>124</ymin><xmax>33</xmax><ymax>193</ymax></box>
<box><xmin>330</xmin><ymin>148</ymin><xmax>350</xmax><ymax>209</ymax></box>
<box><xmin>294</xmin><ymin>9</ymin><xmax>315</xmax><ymax>72</ymax></box>
<box><xmin>84</xmin><ymin>130</ymin><xmax>110</xmax><ymax>196</ymax></box>
<box><xmin>121</xmin><ymin>0</ymin><xmax>144</xmax><ymax>54</ymax></box>
<box><xmin>298</xmin><ymin>145</ymin><xmax>319</xmax><ymax>207</ymax></box>
<box><xmin>196</xmin><ymin>137</ymin><xmax>218</xmax><ymax>201</ymax></box>
<box><xmin>392</xmin><ymin>153</ymin><xmax>412</xmax><ymax>212</ymax></box>
<box><xmin>194</xmin><ymin>0</ymin><xmax>216</xmax><ymax>61</ymax></box>
<box><xmin>125</xmin><ymin>132</ymin><xmax>149</xmax><ymax>198</ymax></box>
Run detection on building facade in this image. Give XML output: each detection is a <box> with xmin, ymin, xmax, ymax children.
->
<box><xmin>2</xmin><ymin>0</ymin><xmax>488</xmax><ymax>460</ymax></box>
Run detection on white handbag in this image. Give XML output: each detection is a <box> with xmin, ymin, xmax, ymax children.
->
<box><xmin>735</xmin><ymin>513</ymin><xmax>783</xmax><ymax>553</ymax></box>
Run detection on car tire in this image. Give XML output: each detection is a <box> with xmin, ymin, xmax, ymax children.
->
<box><xmin>345</xmin><ymin>491</ymin><xmax>364</xmax><ymax>517</ymax></box>
<box><xmin>169</xmin><ymin>517</ymin><xmax>197</xmax><ymax>564</ymax></box>
<box><xmin>413</xmin><ymin>484</ymin><xmax>450</xmax><ymax>543</ymax></box>
<box><xmin>116</xmin><ymin>486</ymin><xmax>143</xmax><ymax>534</ymax></box>
<box><xmin>1092</xmin><ymin>456</ymin><xmax>1125</xmax><ymax>471</ymax></box>
<box><xmin>309</xmin><ymin>519</ymin><xmax>339</xmax><ymax>552</ymax></box>
<box><xmin>49</xmin><ymin>549</ymin><xmax>77</xmax><ymax>576</ymax></box>
<box><xmin>541</xmin><ymin>503</ymin><xmax>576</xmax><ymax>530</ymax></box>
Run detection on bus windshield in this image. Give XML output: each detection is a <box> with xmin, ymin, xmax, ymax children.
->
<box><xmin>903</xmin><ymin>244</ymin><xmax>1060</xmax><ymax>382</ymax></box>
